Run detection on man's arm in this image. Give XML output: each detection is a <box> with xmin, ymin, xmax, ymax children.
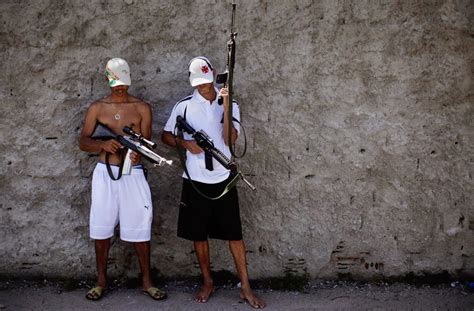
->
<box><xmin>161</xmin><ymin>131</ymin><xmax>203</xmax><ymax>154</ymax></box>
<box><xmin>129</xmin><ymin>102</ymin><xmax>153</xmax><ymax>164</ymax></box>
<box><xmin>139</xmin><ymin>102</ymin><xmax>152</xmax><ymax>140</ymax></box>
<box><xmin>161</xmin><ymin>99</ymin><xmax>202</xmax><ymax>154</ymax></box>
<box><xmin>79</xmin><ymin>102</ymin><xmax>121</xmax><ymax>154</ymax></box>
<box><xmin>221</xmin><ymin>87</ymin><xmax>238</xmax><ymax>146</ymax></box>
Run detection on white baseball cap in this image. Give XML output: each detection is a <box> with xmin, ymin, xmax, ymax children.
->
<box><xmin>105</xmin><ymin>58</ymin><xmax>131</xmax><ymax>87</ymax></box>
<box><xmin>188</xmin><ymin>56</ymin><xmax>214</xmax><ymax>87</ymax></box>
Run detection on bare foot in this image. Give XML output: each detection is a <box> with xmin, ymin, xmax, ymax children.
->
<box><xmin>194</xmin><ymin>283</ymin><xmax>214</xmax><ymax>303</ymax></box>
<box><xmin>240</xmin><ymin>288</ymin><xmax>266</xmax><ymax>309</ymax></box>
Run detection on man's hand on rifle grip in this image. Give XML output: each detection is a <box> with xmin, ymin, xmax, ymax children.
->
<box><xmin>100</xmin><ymin>139</ymin><xmax>122</xmax><ymax>154</ymax></box>
<box><xmin>179</xmin><ymin>137</ymin><xmax>203</xmax><ymax>154</ymax></box>
<box><xmin>130</xmin><ymin>151</ymin><xmax>141</xmax><ymax>164</ymax></box>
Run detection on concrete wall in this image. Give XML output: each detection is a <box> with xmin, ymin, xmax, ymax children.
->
<box><xmin>1</xmin><ymin>0</ymin><xmax>472</xmax><ymax>280</ymax></box>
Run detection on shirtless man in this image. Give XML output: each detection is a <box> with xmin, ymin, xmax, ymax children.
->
<box><xmin>79</xmin><ymin>58</ymin><xmax>166</xmax><ymax>301</ymax></box>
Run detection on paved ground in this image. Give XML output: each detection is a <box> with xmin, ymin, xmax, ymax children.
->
<box><xmin>0</xmin><ymin>280</ymin><xmax>473</xmax><ymax>310</ymax></box>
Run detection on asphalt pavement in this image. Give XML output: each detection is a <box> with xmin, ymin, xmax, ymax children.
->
<box><xmin>0</xmin><ymin>279</ymin><xmax>473</xmax><ymax>310</ymax></box>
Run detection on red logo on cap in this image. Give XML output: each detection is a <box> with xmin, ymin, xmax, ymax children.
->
<box><xmin>201</xmin><ymin>66</ymin><xmax>209</xmax><ymax>74</ymax></box>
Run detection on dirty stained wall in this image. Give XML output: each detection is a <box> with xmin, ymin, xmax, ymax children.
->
<box><xmin>0</xmin><ymin>0</ymin><xmax>473</xmax><ymax>280</ymax></box>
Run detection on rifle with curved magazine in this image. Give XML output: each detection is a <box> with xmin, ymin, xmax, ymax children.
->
<box><xmin>91</xmin><ymin>122</ymin><xmax>172</xmax><ymax>180</ymax></box>
<box><xmin>176</xmin><ymin>116</ymin><xmax>255</xmax><ymax>193</ymax></box>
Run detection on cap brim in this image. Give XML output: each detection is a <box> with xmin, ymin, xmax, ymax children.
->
<box><xmin>109</xmin><ymin>78</ymin><xmax>131</xmax><ymax>87</ymax></box>
<box><xmin>190</xmin><ymin>76</ymin><xmax>213</xmax><ymax>87</ymax></box>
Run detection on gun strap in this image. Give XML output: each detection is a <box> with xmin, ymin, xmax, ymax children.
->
<box><xmin>173</xmin><ymin>129</ymin><xmax>238</xmax><ymax>201</ymax></box>
<box><xmin>105</xmin><ymin>149</ymin><xmax>125</xmax><ymax>181</ymax></box>
<box><xmin>220</xmin><ymin>116</ymin><xmax>247</xmax><ymax>159</ymax></box>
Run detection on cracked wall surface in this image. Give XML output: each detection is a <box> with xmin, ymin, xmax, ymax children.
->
<box><xmin>0</xmin><ymin>0</ymin><xmax>473</xmax><ymax>280</ymax></box>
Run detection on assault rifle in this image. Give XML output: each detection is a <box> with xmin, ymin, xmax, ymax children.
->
<box><xmin>91</xmin><ymin>123</ymin><xmax>172</xmax><ymax>179</ymax></box>
<box><xmin>176</xmin><ymin>116</ymin><xmax>255</xmax><ymax>191</ymax></box>
<box><xmin>216</xmin><ymin>1</ymin><xmax>245</xmax><ymax>158</ymax></box>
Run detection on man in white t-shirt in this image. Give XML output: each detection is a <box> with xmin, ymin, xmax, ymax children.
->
<box><xmin>161</xmin><ymin>56</ymin><xmax>265</xmax><ymax>309</ymax></box>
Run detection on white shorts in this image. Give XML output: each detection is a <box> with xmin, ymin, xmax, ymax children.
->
<box><xmin>90</xmin><ymin>162</ymin><xmax>153</xmax><ymax>242</ymax></box>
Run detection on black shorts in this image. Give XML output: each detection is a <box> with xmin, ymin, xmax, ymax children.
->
<box><xmin>177</xmin><ymin>176</ymin><xmax>242</xmax><ymax>241</ymax></box>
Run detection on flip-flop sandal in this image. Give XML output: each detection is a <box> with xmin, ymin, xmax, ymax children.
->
<box><xmin>143</xmin><ymin>287</ymin><xmax>167</xmax><ymax>301</ymax></box>
<box><xmin>86</xmin><ymin>286</ymin><xmax>105</xmax><ymax>301</ymax></box>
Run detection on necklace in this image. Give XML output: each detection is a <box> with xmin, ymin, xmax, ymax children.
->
<box><xmin>100</xmin><ymin>99</ymin><xmax>138</xmax><ymax>121</ymax></box>
<box><xmin>114</xmin><ymin>106</ymin><xmax>123</xmax><ymax>120</ymax></box>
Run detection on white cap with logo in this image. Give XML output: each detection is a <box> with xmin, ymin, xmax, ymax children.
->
<box><xmin>188</xmin><ymin>56</ymin><xmax>214</xmax><ymax>87</ymax></box>
<box><xmin>105</xmin><ymin>58</ymin><xmax>131</xmax><ymax>87</ymax></box>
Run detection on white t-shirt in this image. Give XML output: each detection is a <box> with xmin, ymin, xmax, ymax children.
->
<box><xmin>164</xmin><ymin>88</ymin><xmax>240</xmax><ymax>184</ymax></box>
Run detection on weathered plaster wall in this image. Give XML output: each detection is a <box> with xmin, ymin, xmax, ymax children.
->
<box><xmin>0</xmin><ymin>0</ymin><xmax>472</xmax><ymax>280</ymax></box>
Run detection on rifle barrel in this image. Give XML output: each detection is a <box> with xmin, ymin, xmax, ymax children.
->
<box><xmin>231</xmin><ymin>2</ymin><xmax>236</xmax><ymax>34</ymax></box>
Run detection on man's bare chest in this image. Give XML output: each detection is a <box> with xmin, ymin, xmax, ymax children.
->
<box><xmin>97</xmin><ymin>103</ymin><xmax>142</xmax><ymax>134</ymax></box>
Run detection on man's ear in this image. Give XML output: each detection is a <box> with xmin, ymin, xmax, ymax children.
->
<box><xmin>105</xmin><ymin>76</ymin><xmax>111</xmax><ymax>88</ymax></box>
